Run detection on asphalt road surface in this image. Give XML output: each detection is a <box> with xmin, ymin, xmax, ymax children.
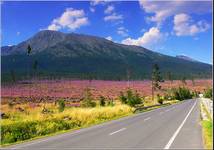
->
<box><xmin>5</xmin><ymin>99</ymin><xmax>203</xmax><ymax>150</ymax></box>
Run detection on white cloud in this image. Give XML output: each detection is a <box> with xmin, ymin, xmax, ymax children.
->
<box><xmin>139</xmin><ymin>1</ymin><xmax>212</xmax><ymax>25</ymax></box>
<box><xmin>122</xmin><ymin>27</ymin><xmax>163</xmax><ymax>47</ymax></box>
<box><xmin>90</xmin><ymin>0</ymin><xmax>106</xmax><ymax>6</ymax></box>
<box><xmin>173</xmin><ymin>13</ymin><xmax>210</xmax><ymax>36</ymax></box>
<box><xmin>47</xmin><ymin>24</ymin><xmax>61</xmax><ymax>31</ymax></box>
<box><xmin>104</xmin><ymin>5</ymin><xmax>114</xmax><ymax>14</ymax></box>
<box><xmin>47</xmin><ymin>8</ymin><xmax>89</xmax><ymax>31</ymax></box>
<box><xmin>106</xmin><ymin>36</ymin><xmax>113</xmax><ymax>41</ymax></box>
<box><xmin>104</xmin><ymin>13</ymin><xmax>123</xmax><ymax>22</ymax></box>
<box><xmin>117</xmin><ymin>27</ymin><xmax>128</xmax><ymax>37</ymax></box>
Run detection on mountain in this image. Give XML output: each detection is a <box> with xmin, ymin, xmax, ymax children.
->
<box><xmin>176</xmin><ymin>55</ymin><xmax>199</xmax><ymax>62</ymax></box>
<box><xmin>1</xmin><ymin>30</ymin><xmax>212</xmax><ymax>82</ymax></box>
<box><xmin>1</xmin><ymin>45</ymin><xmax>15</xmax><ymax>56</ymax></box>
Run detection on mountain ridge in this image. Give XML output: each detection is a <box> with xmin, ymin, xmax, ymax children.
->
<box><xmin>1</xmin><ymin>30</ymin><xmax>212</xmax><ymax>81</ymax></box>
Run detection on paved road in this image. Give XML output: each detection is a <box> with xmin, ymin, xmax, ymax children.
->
<box><xmin>5</xmin><ymin>99</ymin><xmax>203</xmax><ymax>150</ymax></box>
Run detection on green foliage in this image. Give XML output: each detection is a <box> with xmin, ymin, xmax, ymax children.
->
<box><xmin>8</xmin><ymin>101</ymin><xmax>14</xmax><ymax>109</ymax></box>
<box><xmin>171</xmin><ymin>87</ymin><xmax>192</xmax><ymax>100</ymax></box>
<box><xmin>157</xmin><ymin>94</ymin><xmax>164</xmax><ymax>104</ymax></box>
<box><xmin>27</xmin><ymin>45</ymin><xmax>32</xmax><ymax>55</ymax></box>
<box><xmin>152</xmin><ymin>64</ymin><xmax>162</xmax><ymax>90</ymax></box>
<box><xmin>192</xmin><ymin>90</ymin><xmax>199</xmax><ymax>98</ymax></box>
<box><xmin>1</xmin><ymin>119</ymin><xmax>78</xmax><ymax>144</ymax></box>
<box><xmin>119</xmin><ymin>89</ymin><xmax>143</xmax><ymax>107</ymax></box>
<box><xmin>163</xmin><ymin>93</ymin><xmax>173</xmax><ymax>101</ymax></box>
<box><xmin>107</xmin><ymin>100</ymin><xmax>115</xmax><ymax>107</ymax></box>
<box><xmin>119</xmin><ymin>92</ymin><xmax>127</xmax><ymax>104</ymax></box>
<box><xmin>99</xmin><ymin>96</ymin><xmax>106</xmax><ymax>106</ymax></box>
<box><xmin>57</xmin><ymin>99</ymin><xmax>65</xmax><ymax>112</ymax></box>
<box><xmin>203</xmin><ymin>88</ymin><xmax>212</xmax><ymax>99</ymax></box>
<box><xmin>81</xmin><ymin>88</ymin><xmax>96</xmax><ymax>107</ymax></box>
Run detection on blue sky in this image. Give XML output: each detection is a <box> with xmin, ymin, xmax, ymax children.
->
<box><xmin>1</xmin><ymin>1</ymin><xmax>212</xmax><ymax>64</ymax></box>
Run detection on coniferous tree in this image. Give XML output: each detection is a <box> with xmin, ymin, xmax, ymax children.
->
<box><xmin>151</xmin><ymin>64</ymin><xmax>162</xmax><ymax>103</ymax></box>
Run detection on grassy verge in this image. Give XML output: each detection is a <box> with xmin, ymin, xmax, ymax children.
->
<box><xmin>134</xmin><ymin>100</ymin><xmax>180</xmax><ymax>113</ymax></box>
<box><xmin>202</xmin><ymin>120</ymin><xmax>213</xmax><ymax>149</ymax></box>
<box><xmin>200</xmin><ymin>102</ymin><xmax>213</xmax><ymax>149</ymax></box>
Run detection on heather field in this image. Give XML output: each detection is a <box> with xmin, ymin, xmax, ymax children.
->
<box><xmin>1</xmin><ymin>79</ymin><xmax>212</xmax><ymax>104</ymax></box>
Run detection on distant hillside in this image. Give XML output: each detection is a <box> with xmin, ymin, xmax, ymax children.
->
<box><xmin>1</xmin><ymin>30</ymin><xmax>212</xmax><ymax>82</ymax></box>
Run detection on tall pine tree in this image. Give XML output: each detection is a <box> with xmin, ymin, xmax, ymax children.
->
<box><xmin>151</xmin><ymin>64</ymin><xmax>162</xmax><ymax>104</ymax></box>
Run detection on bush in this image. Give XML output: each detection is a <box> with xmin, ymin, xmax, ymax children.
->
<box><xmin>119</xmin><ymin>89</ymin><xmax>143</xmax><ymax>107</ymax></box>
<box><xmin>99</xmin><ymin>96</ymin><xmax>106</xmax><ymax>106</ymax></box>
<box><xmin>8</xmin><ymin>101</ymin><xmax>14</xmax><ymax>109</ymax></box>
<box><xmin>171</xmin><ymin>87</ymin><xmax>192</xmax><ymax>100</ymax></box>
<box><xmin>58</xmin><ymin>99</ymin><xmax>65</xmax><ymax>112</ymax></box>
<box><xmin>163</xmin><ymin>94</ymin><xmax>172</xmax><ymax>100</ymax></box>
<box><xmin>192</xmin><ymin>90</ymin><xmax>199</xmax><ymax>98</ymax></box>
<box><xmin>107</xmin><ymin>100</ymin><xmax>114</xmax><ymax>107</ymax></box>
<box><xmin>119</xmin><ymin>92</ymin><xmax>127</xmax><ymax>104</ymax></box>
<box><xmin>204</xmin><ymin>88</ymin><xmax>212</xmax><ymax>99</ymax></box>
<box><xmin>157</xmin><ymin>94</ymin><xmax>164</xmax><ymax>104</ymax></box>
<box><xmin>81</xmin><ymin>88</ymin><xmax>96</xmax><ymax>107</ymax></box>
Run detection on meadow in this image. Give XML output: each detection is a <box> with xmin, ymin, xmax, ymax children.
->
<box><xmin>1</xmin><ymin>79</ymin><xmax>211</xmax><ymax>104</ymax></box>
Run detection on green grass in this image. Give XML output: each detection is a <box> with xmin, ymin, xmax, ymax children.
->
<box><xmin>200</xmin><ymin>101</ymin><xmax>213</xmax><ymax>149</ymax></box>
<box><xmin>202</xmin><ymin>120</ymin><xmax>213</xmax><ymax>149</ymax></box>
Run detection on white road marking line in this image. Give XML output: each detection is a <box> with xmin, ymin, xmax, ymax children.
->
<box><xmin>164</xmin><ymin>100</ymin><xmax>197</xmax><ymax>149</ymax></box>
<box><xmin>144</xmin><ymin>117</ymin><xmax>151</xmax><ymax>121</ymax></box>
<box><xmin>109</xmin><ymin>128</ymin><xmax>126</xmax><ymax>135</ymax></box>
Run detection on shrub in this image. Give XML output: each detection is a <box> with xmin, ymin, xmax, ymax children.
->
<box><xmin>192</xmin><ymin>90</ymin><xmax>199</xmax><ymax>98</ymax></box>
<box><xmin>204</xmin><ymin>88</ymin><xmax>212</xmax><ymax>99</ymax></box>
<box><xmin>119</xmin><ymin>92</ymin><xmax>127</xmax><ymax>104</ymax></box>
<box><xmin>8</xmin><ymin>101</ymin><xmax>14</xmax><ymax>109</ymax></box>
<box><xmin>81</xmin><ymin>88</ymin><xmax>96</xmax><ymax>107</ymax></box>
<box><xmin>107</xmin><ymin>100</ymin><xmax>114</xmax><ymax>107</ymax></box>
<box><xmin>157</xmin><ymin>94</ymin><xmax>164</xmax><ymax>104</ymax></box>
<box><xmin>163</xmin><ymin>94</ymin><xmax>172</xmax><ymax>101</ymax></box>
<box><xmin>99</xmin><ymin>96</ymin><xmax>106</xmax><ymax>106</ymax></box>
<box><xmin>171</xmin><ymin>87</ymin><xmax>192</xmax><ymax>100</ymax></box>
<box><xmin>119</xmin><ymin>89</ymin><xmax>143</xmax><ymax>107</ymax></box>
<box><xmin>58</xmin><ymin>99</ymin><xmax>65</xmax><ymax>112</ymax></box>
